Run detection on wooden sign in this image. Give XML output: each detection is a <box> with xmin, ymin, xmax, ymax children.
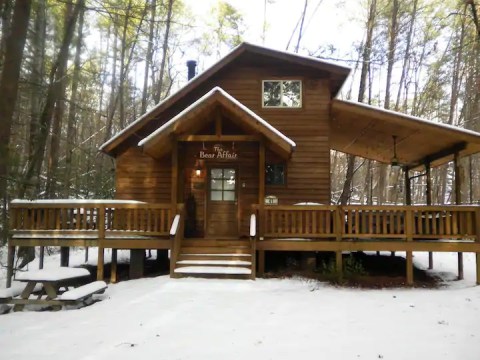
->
<box><xmin>199</xmin><ymin>143</ymin><xmax>238</xmax><ymax>160</ymax></box>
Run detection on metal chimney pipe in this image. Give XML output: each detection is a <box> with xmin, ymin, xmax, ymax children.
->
<box><xmin>186</xmin><ymin>60</ymin><xmax>197</xmax><ymax>80</ymax></box>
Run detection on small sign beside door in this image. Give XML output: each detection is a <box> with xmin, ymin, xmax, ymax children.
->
<box><xmin>264</xmin><ymin>195</ymin><xmax>278</xmax><ymax>205</ymax></box>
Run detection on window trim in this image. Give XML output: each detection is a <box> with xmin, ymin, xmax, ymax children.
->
<box><xmin>262</xmin><ymin>80</ymin><xmax>303</xmax><ymax>109</ymax></box>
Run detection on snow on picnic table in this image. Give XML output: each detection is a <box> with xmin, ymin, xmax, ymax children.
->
<box><xmin>0</xmin><ymin>251</ymin><xmax>479</xmax><ymax>360</ymax></box>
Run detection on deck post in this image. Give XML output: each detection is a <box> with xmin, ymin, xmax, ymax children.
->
<box><xmin>96</xmin><ymin>205</ymin><xmax>105</xmax><ymax>281</ymax></box>
<box><xmin>6</xmin><ymin>245</ymin><xmax>15</xmax><ymax>288</ymax></box>
<box><xmin>476</xmin><ymin>209</ymin><xmax>480</xmax><ymax>285</ymax></box>
<box><xmin>171</xmin><ymin>140</ymin><xmax>178</xmax><ymax>210</ymax></box>
<box><xmin>454</xmin><ymin>153</ymin><xmax>464</xmax><ymax>280</ymax></box>
<box><xmin>110</xmin><ymin>249</ymin><xmax>117</xmax><ymax>284</ymax></box>
<box><xmin>39</xmin><ymin>246</ymin><xmax>45</xmax><ymax>269</ymax></box>
<box><xmin>257</xmin><ymin>141</ymin><xmax>266</xmax><ymax>277</ymax></box>
<box><xmin>97</xmin><ymin>247</ymin><xmax>104</xmax><ymax>280</ymax></box>
<box><xmin>405</xmin><ymin>209</ymin><xmax>414</xmax><ymax>285</ymax></box>
<box><xmin>404</xmin><ymin>167</ymin><xmax>411</xmax><ymax>206</ymax></box>
<box><xmin>425</xmin><ymin>162</ymin><xmax>433</xmax><ymax>270</ymax></box>
<box><xmin>258</xmin><ymin>250</ymin><xmax>265</xmax><ymax>276</ymax></box>
<box><xmin>335</xmin><ymin>207</ymin><xmax>343</xmax><ymax>280</ymax></box>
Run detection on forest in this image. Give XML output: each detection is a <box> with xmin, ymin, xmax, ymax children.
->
<box><xmin>0</xmin><ymin>0</ymin><xmax>479</xmax><ymax>251</ymax></box>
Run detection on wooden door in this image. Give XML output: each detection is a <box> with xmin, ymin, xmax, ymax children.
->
<box><xmin>206</xmin><ymin>167</ymin><xmax>238</xmax><ymax>237</ymax></box>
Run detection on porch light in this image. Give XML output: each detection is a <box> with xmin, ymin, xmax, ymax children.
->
<box><xmin>195</xmin><ymin>161</ymin><xmax>202</xmax><ymax>176</ymax></box>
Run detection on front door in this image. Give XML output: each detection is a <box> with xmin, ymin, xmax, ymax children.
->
<box><xmin>206</xmin><ymin>167</ymin><xmax>238</xmax><ymax>237</ymax></box>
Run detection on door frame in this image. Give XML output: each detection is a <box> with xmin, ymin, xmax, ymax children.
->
<box><xmin>205</xmin><ymin>164</ymin><xmax>240</xmax><ymax>238</ymax></box>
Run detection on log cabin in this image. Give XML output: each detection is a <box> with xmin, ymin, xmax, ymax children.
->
<box><xmin>7</xmin><ymin>42</ymin><xmax>480</xmax><ymax>285</ymax></box>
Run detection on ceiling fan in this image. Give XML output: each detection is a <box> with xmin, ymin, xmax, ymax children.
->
<box><xmin>390</xmin><ymin>135</ymin><xmax>401</xmax><ymax>168</ymax></box>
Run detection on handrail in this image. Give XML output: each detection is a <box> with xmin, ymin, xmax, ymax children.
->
<box><xmin>169</xmin><ymin>204</ymin><xmax>185</xmax><ymax>276</ymax></box>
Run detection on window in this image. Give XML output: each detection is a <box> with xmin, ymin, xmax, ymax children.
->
<box><xmin>266</xmin><ymin>163</ymin><xmax>285</xmax><ymax>185</ymax></box>
<box><xmin>210</xmin><ymin>168</ymin><xmax>236</xmax><ymax>201</ymax></box>
<box><xmin>262</xmin><ymin>80</ymin><xmax>302</xmax><ymax>108</ymax></box>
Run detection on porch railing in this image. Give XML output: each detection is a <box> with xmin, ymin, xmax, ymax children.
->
<box><xmin>252</xmin><ymin>204</ymin><xmax>480</xmax><ymax>242</ymax></box>
<box><xmin>10</xmin><ymin>200</ymin><xmax>174</xmax><ymax>237</ymax></box>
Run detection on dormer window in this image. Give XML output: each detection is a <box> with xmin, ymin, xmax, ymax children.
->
<box><xmin>262</xmin><ymin>80</ymin><xmax>302</xmax><ymax>108</ymax></box>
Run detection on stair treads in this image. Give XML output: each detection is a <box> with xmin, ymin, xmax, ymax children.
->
<box><xmin>174</xmin><ymin>266</ymin><xmax>252</xmax><ymax>275</ymax></box>
<box><xmin>177</xmin><ymin>260</ymin><xmax>252</xmax><ymax>266</ymax></box>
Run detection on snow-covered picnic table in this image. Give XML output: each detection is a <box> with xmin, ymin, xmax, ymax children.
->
<box><xmin>6</xmin><ymin>267</ymin><xmax>104</xmax><ymax>311</ymax></box>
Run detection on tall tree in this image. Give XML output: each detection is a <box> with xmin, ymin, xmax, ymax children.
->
<box><xmin>0</xmin><ymin>0</ymin><xmax>32</xmax><ymax>243</ymax></box>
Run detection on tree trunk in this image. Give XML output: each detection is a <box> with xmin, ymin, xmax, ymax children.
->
<box><xmin>0</xmin><ymin>0</ymin><xmax>32</xmax><ymax>245</ymax></box>
<box><xmin>154</xmin><ymin>0</ymin><xmax>174</xmax><ymax>103</ymax></box>
<box><xmin>339</xmin><ymin>0</ymin><xmax>376</xmax><ymax>205</ymax></box>
<box><xmin>63</xmin><ymin>2</ymin><xmax>85</xmax><ymax>197</ymax></box>
<box><xmin>141</xmin><ymin>0</ymin><xmax>156</xmax><ymax>114</ymax></box>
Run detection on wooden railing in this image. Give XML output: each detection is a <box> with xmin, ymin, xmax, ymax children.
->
<box><xmin>252</xmin><ymin>205</ymin><xmax>480</xmax><ymax>242</ymax></box>
<box><xmin>10</xmin><ymin>200</ymin><xmax>174</xmax><ymax>237</ymax></box>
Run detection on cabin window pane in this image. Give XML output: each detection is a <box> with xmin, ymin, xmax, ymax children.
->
<box><xmin>266</xmin><ymin>163</ymin><xmax>285</xmax><ymax>185</ymax></box>
<box><xmin>211</xmin><ymin>179</ymin><xmax>222</xmax><ymax>190</ymax></box>
<box><xmin>211</xmin><ymin>191</ymin><xmax>222</xmax><ymax>201</ymax></box>
<box><xmin>210</xmin><ymin>168</ymin><xmax>237</xmax><ymax>201</ymax></box>
<box><xmin>211</xmin><ymin>169</ymin><xmax>222</xmax><ymax>178</ymax></box>
<box><xmin>224</xmin><ymin>191</ymin><xmax>235</xmax><ymax>201</ymax></box>
<box><xmin>263</xmin><ymin>80</ymin><xmax>301</xmax><ymax>108</ymax></box>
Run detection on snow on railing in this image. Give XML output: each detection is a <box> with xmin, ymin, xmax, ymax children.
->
<box><xmin>250</xmin><ymin>214</ymin><xmax>256</xmax><ymax>237</ymax></box>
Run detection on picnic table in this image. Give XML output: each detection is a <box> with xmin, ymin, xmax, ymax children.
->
<box><xmin>1</xmin><ymin>267</ymin><xmax>107</xmax><ymax>311</ymax></box>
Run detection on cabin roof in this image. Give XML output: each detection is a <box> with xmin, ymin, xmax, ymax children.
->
<box><xmin>100</xmin><ymin>42</ymin><xmax>350</xmax><ymax>156</ymax></box>
<box><xmin>331</xmin><ymin>99</ymin><xmax>480</xmax><ymax>168</ymax></box>
<box><xmin>139</xmin><ymin>87</ymin><xmax>296</xmax><ymax>159</ymax></box>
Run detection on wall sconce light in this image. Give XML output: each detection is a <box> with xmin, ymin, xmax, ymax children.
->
<box><xmin>194</xmin><ymin>160</ymin><xmax>202</xmax><ymax>177</ymax></box>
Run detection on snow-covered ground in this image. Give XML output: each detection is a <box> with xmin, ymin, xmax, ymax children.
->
<box><xmin>0</xmin><ymin>249</ymin><xmax>479</xmax><ymax>360</ymax></box>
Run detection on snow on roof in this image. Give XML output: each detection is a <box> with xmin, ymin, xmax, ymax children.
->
<box><xmin>11</xmin><ymin>199</ymin><xmax>146</xmax><ymax>205</ymax></box>
<box><xmin>138</xmin><ymin>86</ymin><xmax>296</xmax><ymax>148</ymax></box>
<box><xmin>337</xmin><ymin>99</ymin><xmax>480</xmax><ymax>139</ymax></box>
<box><xmin>100</xmin><ymin>42</ymin><xmax>342</xmax><ymax>153</ymax></box>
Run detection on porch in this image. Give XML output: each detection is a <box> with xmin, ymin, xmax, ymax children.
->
<box><xmin>6</xmin><ymin>200</ymin><xmax>480</xmax><ymax>285</ymax></box>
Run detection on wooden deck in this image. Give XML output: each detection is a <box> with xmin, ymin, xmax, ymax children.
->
<box><xmin>6</xmin><ymin>201</ymin><xmax>480</xmax><ymax>285</ymax></box>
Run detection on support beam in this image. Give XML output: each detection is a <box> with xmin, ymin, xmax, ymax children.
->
<box><xmin>259</xmin><ymin>141</ymin><xmax>265</xmax><ymax>204</ymax></box>
<box><xmin>39</xmin><ymin>246</ymin><xmax>45</xmax><ymax>269</ymax></box>
<box><xmin>171</xmin><ymin>140</ymin><xmax>178</xmax><ymax>209</ymax></box>
<box><xmin>425</xmin><ymin>163</ymin><xmax>433</xmax><ymax>270</ymax></box>
<box><xmin>130</xmin><ymin>249</ymin><xmax>145</xmax><ymax>279</ymax></box>
<box><xmin>110</xmin><ymin>249</ymin><xmax>117</xmax><ymax>284</ymax></box>
<box><xmin>258</xmin><ymin>250</ymin><xmax>265</xmax><ymax>276</ymax></box>
<box><xmin>404</xmin><ymin>167</ymin><xmax>411</xmax><ymax>206</ymax></box>
<box><xmin>406</xmin><ymin>251</ymin><xmax>414</xmax><ymax>286</ymax></box>
<box><xmin>6</xmin><ymin>245</ymin><xmax>15</xmax><ymax>288</ymax></box>
<box><xmin>336</xmin><ymin>251</ymin><xmax>343</xmax><ymax>281</ymax></box>
<box><xmin>60</xmin><ymin>247</ymin><xmax>70</xmax><ymax>267</ymax></box>
<box><xmin>476</xmin><ymin>209</ymin><xmax>480</xmax><ymax>285</ymax></box>
<box><xmin>454</xmin><ymin>153</ymin><xmax>464</xmax><ymax>280</ymax></box>
<box><xmin>96</xmin><ymin>247</ymin><xmax>104</xmax><ymax>281</ymax></box>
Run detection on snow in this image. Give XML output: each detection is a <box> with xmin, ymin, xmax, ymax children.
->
<box><xmin>250</xmin><ymin>214</ymin><xmax>256</xmax><ymax>237</ymax></box>
<box><xmin>11</xmin><ymin>199</ymin><xmax>145</xmax><ymax>205</ymax></box>
<box><xmin>169</xmin><ymin>214</ymin><xmax>180</xmax><ymax>236</ymax></box>
<box><xmin>174</xmin><ymin>266</ymin><xmax>252</xmax><ymax>275</ymax></box>
<box><xmin>15</xmin><ymin>267</ymin><xmax>90</xmax><ymax>282</ymax></box>
<box><xmin>0</xmin><ymin>250</ymin><xmax>479</xmax><ymax>360</ymax></box>
<box><xmin>138</xmin><ymin>87</ymin><xmax>296</xmax><ymax>149</ymax></box>
<box><xmin>59</xmin><ymin>281</ymin><xmax>107</xmax><ymax>301</ymax></box>
<box><xmin>177</xmin><ymin>260</ymin><xmax>252</xmax><ymax>266</ymax></box>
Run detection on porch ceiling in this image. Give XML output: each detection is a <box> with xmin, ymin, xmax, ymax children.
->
<box><xmin>331</xmin><ymin>99</ymin><xmax>480</xmax><ymax>169</ymax></box>
<box><xmin>138</xmin><ymin>87</ymin><xmax>296</xmax><ymax>159</ymax></box>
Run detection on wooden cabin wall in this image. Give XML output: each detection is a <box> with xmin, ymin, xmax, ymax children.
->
<box><xmin>210</xmin><ymin>65</ymin><xmax>332</xmax><ymax>204</ymax></box>
<box><xmin>115</xmin><ymin>147</ymin><xmax>172</xmax><ymax>203</ymax></box>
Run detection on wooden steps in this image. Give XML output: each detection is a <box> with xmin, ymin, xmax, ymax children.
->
<box><xmin>173</xmin><ymin>238</ymin><xmax>254</xmax><ymax>279</ymax></box>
